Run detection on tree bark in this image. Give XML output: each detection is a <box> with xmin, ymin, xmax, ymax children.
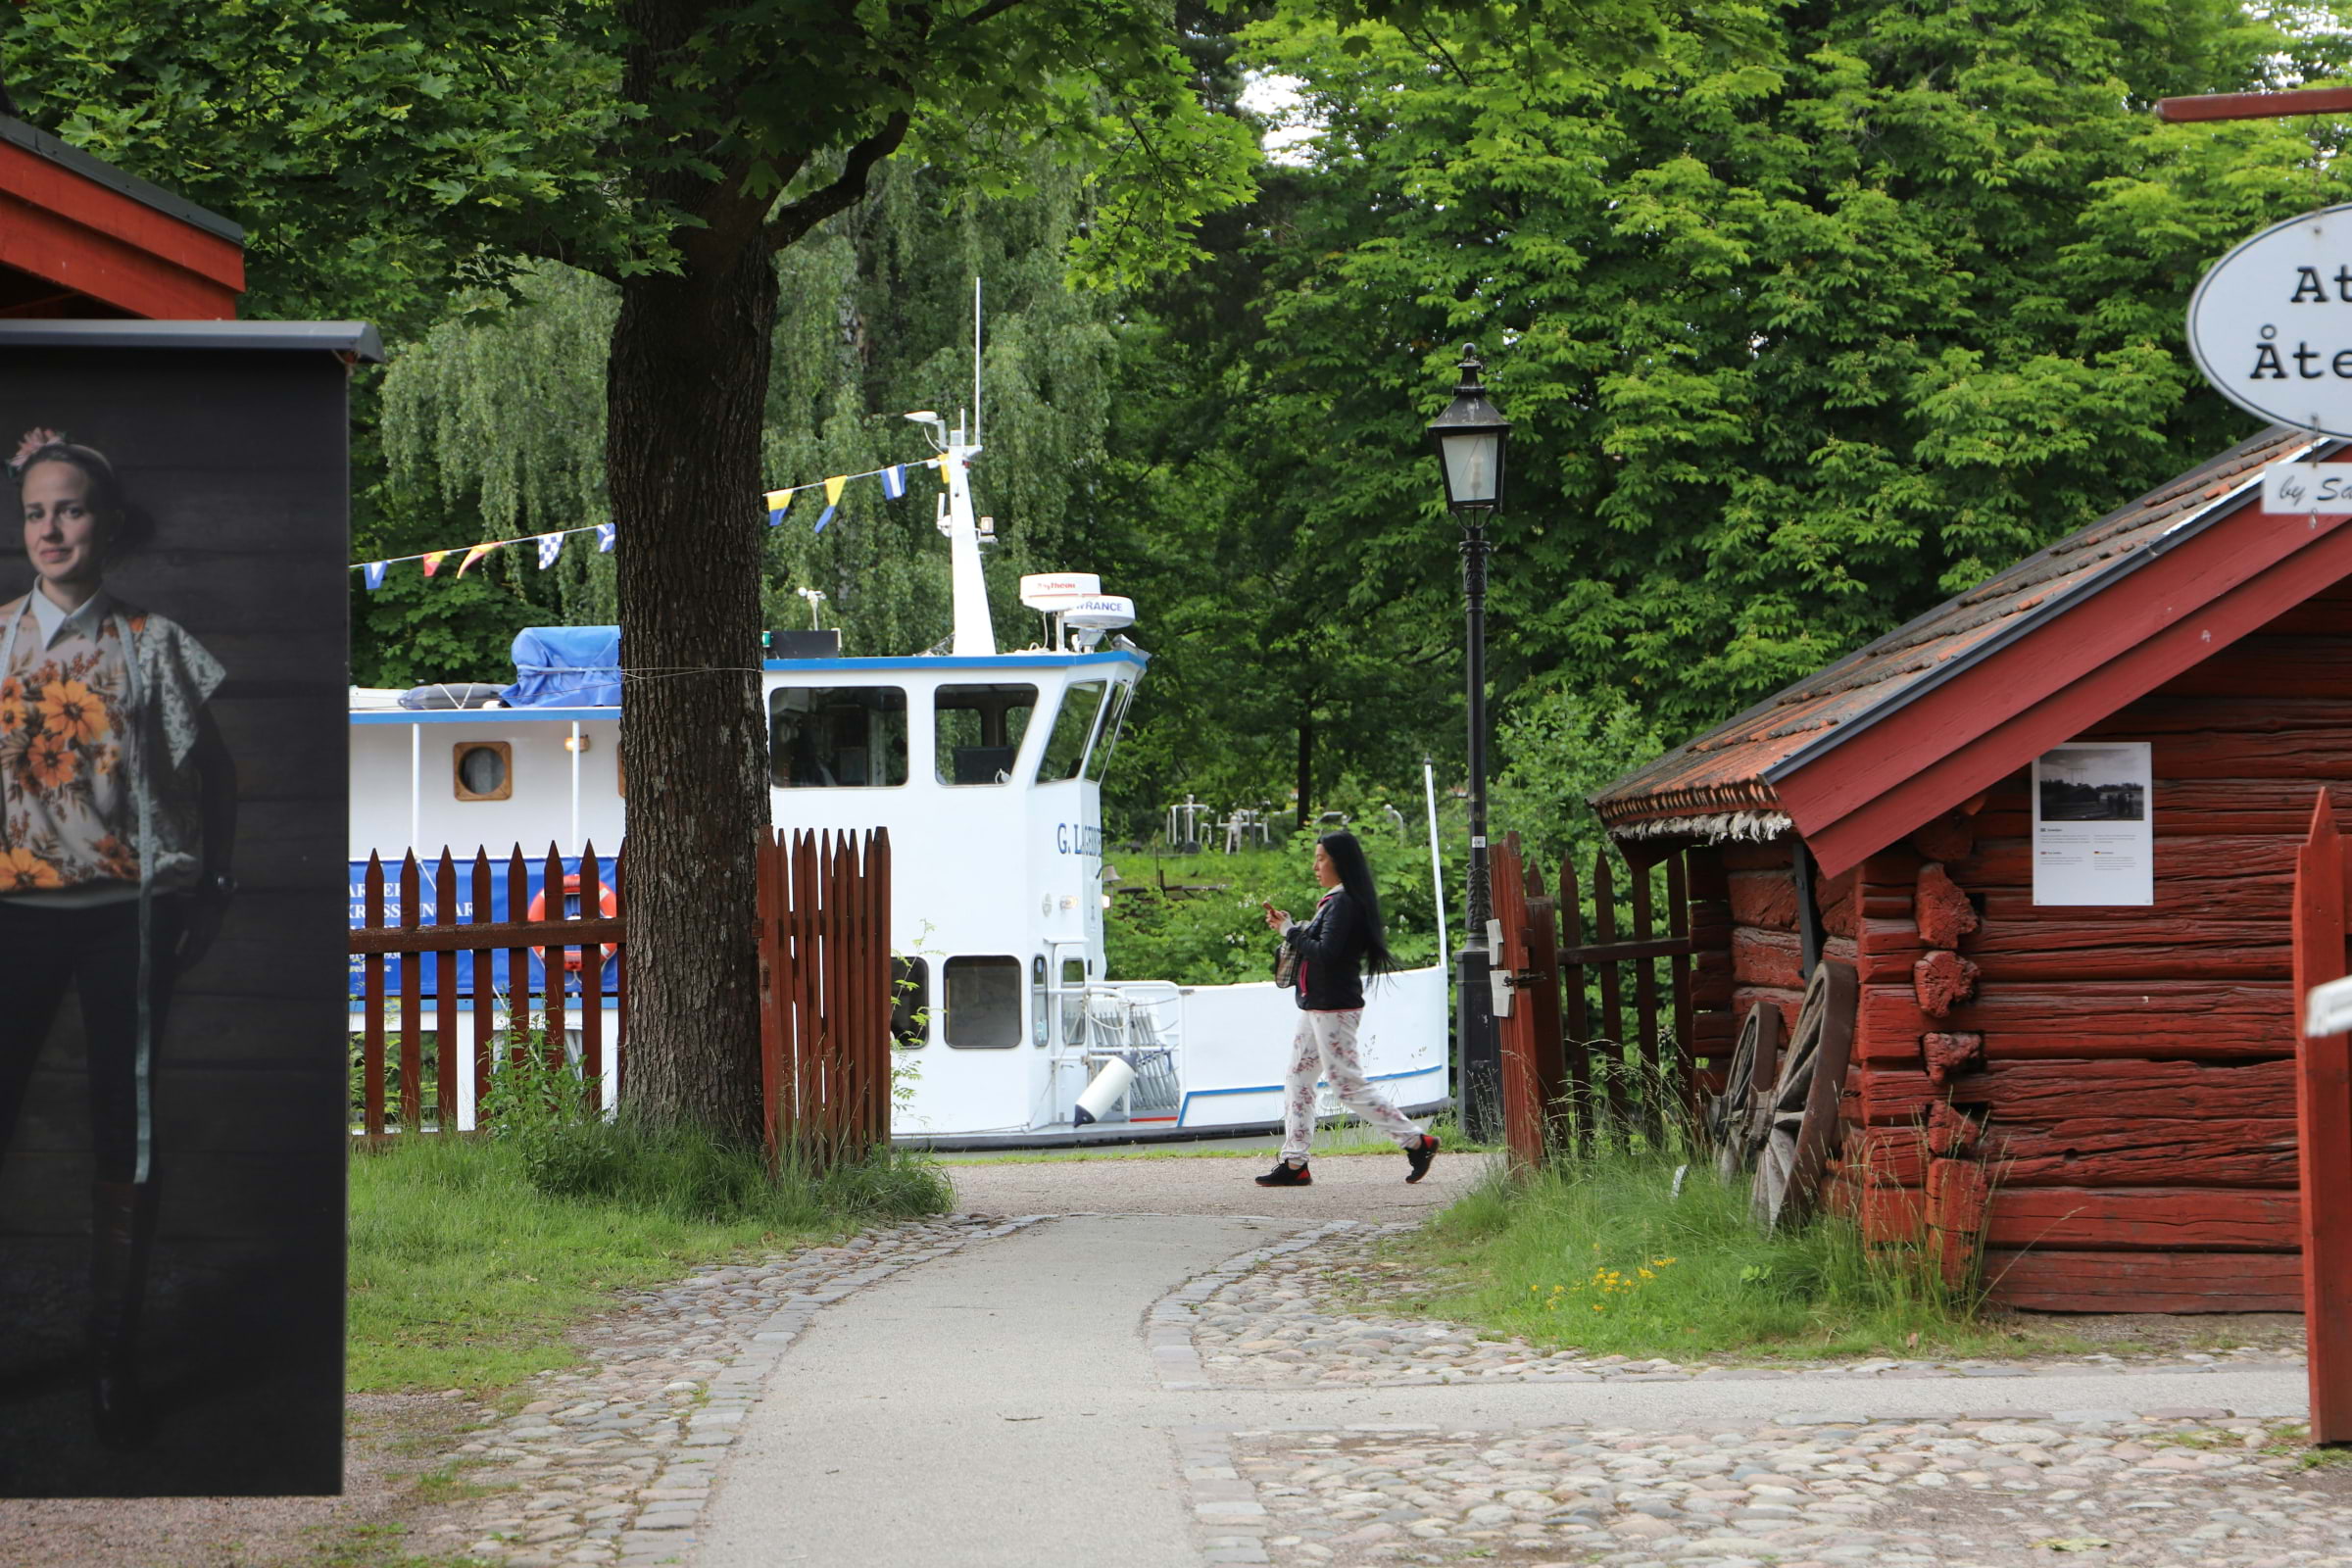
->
<box><xmin>606</xmin><ymin>238</ymin><xmax>778</xmax><ymax>1147</ymax></box>
<box><xmin>1295</xmin><ymin>706</ymin><xmax>1315</xmax><ymax>831</ymax></box>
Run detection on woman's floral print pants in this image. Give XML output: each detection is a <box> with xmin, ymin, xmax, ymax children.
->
<box><xmin>1280</xmin><ymin>1007</ymin><xmax>1422</xmax><ymax>1163</ymax></box>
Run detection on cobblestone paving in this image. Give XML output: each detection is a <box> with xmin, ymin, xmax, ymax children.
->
<box><xmin>413</xmin><ymin>1213</ymin><xmax>1048</xmax><ymax>1567</ymax></box>
<box><xmin>1208</xmin><ymin>1413</ymin><xmax>2352</xmax><ymax>1568</ymax></box>
<box><xmin>1185</xmin><ymin>1223</ymin><xmax>2306</xmax><ymax>1389</ymax></box>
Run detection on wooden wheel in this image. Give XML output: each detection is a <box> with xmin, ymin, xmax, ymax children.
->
<box><xmin>1708</xmin><ymin>1003</ymin><xmax>1781</xmax><ymax>1185</ymax></box>
<box><xmin>1749</xmin><ymin>957</ymin><xmax>1858</xmax><ymax>1232</ymax></box>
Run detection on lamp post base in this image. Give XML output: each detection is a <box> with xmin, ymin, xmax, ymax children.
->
<box><xmin>1457</xmin><ymin>943</ymin><xmax>1500</xmax><ymax>1143</ymax></box>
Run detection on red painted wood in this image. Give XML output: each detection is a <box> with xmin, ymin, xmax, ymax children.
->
<box><xmin>1815</xmin><ymin>865</ymin><xmax>1861</xmax><ymax>939</ymax></box>
<box><xmin>1984</xmin><ymin>1188</ymin><xmax>2302</xmax><ymax>1251</ymax></box>
<box><xmin>1986</xmin><ymin>1248</ymin><xmax>2303</xmax><ymax>1313</ymax></box>
<box><xmin>1494</xmin><ymin>836</ymin><xmax>1545</xmax><ymax>1171</ymax></box>
<box><xmin>1734</xmin><ymin>926</ymin><xmax>1804</xmax><ymax>990</ymax></box>
<box><xmin>1849</xmin><ymin>1119</ymin><xmax>2297</xmax><ymax>1189</ymax></box>
<box><xmin>2156</xmin><ymin>635</ymin><xmax>2352</xmax><ymax>700</ymax></box>
<box><xmin>2291</xmin><ymin>788</ymin><xmax>2352</xmax><ymax>1443</ymax></box>
<box><xmin>1720</xmin><ymin>840</ymin><xmax>1794</xmax><ymax>872</ymax></box>
<box><xmin>1728</xmin><ymin>870</ymin><xmax>1800</xmax><ymax>931</ymax></box>
<box><xmin>579</xmin><ymin>841</ymin><xmax>605</xmax><ymax>1096</ymax></box>
<box><xmin>1556</xmin><ymin>857</ymin><xmax>1592</xmax><ymax>1107</ymax></box>
<box><xmin>1857</xmin><ymin>980</ymin><xmax>2288</xmax><ymax>1062</ymax></box>
<box><xmin>1853</xmin><ymin>1055</ymin><xmax>2295</xmax><ymax>1126</ymax></box>
<box><xmin>1913</xmin><ymin>950</ymin><xmax>1980</xmax><ymax>1017</ymax></box>
<box><xmin>0</xmin><ymin>145</ymin><xmax>242</xmax><ymax>318</ymax></box>
<box><xmin>2157</xmin><ymin>85</ymin><xmax>2352</xmax><ymax>122</ymax></box>
<box><xmin>1914</xmin><ymin>862</ymin><xmax>1978</xmax><ymax>948</ymax></box>
<box><xmin>506</xmin><ymin>845</ymin><xmax>532</xmax><ymax>1070</ymax></box>
<box><xmin>1787</xmin><ymin>502</ymin><xmax>2352</xmax><ymax>876</ymax></box>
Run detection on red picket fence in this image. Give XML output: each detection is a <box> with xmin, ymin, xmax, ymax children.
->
<box><xmin>351</xmin><ymin>829</ymin><xmax>895</xmax><ymax>1165</ymax></box>
<box><xmin>1490</xmin><ymin>831</ymin><xmax>1704</xmax><ymax>1166</ymax></box>
<box><xmin>350</xmin><ymin>842</ymin><xmax>625</xmax><ymax>1141</ymax></box>
<box><xmin>2291</xmin><ymin>789</ymin><xmax>2352</xmax><ymax>1445</ymax></box>
<box><xmin>756</xmin><ymin>827</ymin><xmax>894</xmax><ymax>1165</ymax></box>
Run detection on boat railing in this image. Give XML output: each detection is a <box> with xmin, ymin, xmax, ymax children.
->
<box><xmin>1061</xmin><ymin>980</ymin><xmax>1184</xmax><ymax>1122</ymax></box>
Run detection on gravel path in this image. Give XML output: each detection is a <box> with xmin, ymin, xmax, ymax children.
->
<box><xmin>1220</xmin><ymin>1413</ymin><xmax>2352</xmax><ymax>1568</ymax></box>
<box><xmin>0</xmin><ymin>1152</ymin><xmax>2331</xmax><ymax>1568</ymax></box>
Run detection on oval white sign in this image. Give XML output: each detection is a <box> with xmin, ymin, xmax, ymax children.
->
<box><xmin>2188</xmin><ymin>203</ymin><xmax>2352</xmax><ymax>436</ymax></box>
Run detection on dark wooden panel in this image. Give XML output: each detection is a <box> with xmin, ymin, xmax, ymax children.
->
<box><xmin>1987</xmin><ymin>1248</ymin><xmax>2302</xmax><ymax>1313</ymax></box>
<box><xmin>2155</xmin><ymin>635</ymin><xmax>2352</xmax><ymax>700</ymax></box>
<box><xmin>8</xmin><ymin>1067</ymin><xmax>344</xmax><ymax>1156</ymax></box>
<box><xmin>0</xmin><ymin>1151</ymin><xmax>344</xmax><ymax>1239</ymax></box>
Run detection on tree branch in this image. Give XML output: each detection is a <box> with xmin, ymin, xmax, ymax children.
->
<box><xmin>764</xmin><ymin>111</ymin><xmax>913</xmax><ymax>250</ymax></box>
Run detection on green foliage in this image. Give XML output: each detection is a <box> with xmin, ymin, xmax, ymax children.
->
<box><xmin>1104</xmin><ymin>819</ymin><xmax>1445</xmax><ymax>983</ymax></box>
<box><xmin>1088</xmin><ymin>0</ymin><xmax>2352</xmax><ymax>845</ymax></box>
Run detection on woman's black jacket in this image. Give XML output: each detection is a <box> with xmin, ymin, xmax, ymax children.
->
<box><xmin>1283</xmin><ymin>889</ymin><xmax>1372</xmax><ymax>1011</ymax></box>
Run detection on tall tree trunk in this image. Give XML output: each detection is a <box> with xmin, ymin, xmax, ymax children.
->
<box><xmin>606</xmin><ymin>238</ymin><xmax>778</xmax><ymax>1147</ymax></box>
<box><xmin>1295</xmin><ymin>706</ymin><xmax>1315</xmax><ymax>832</ymax></box>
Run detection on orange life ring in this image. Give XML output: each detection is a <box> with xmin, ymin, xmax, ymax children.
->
<box><xmin>527</xmin><ymin>873</ymin><xmax>619</xmax><ymax>969</ymax></box>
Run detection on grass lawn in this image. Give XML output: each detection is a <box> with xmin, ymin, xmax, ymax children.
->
<box><xmin>1376</xmin><ymin>1139</ymin><xmax>2093</xmax><ymax>1363</ymax></box>
<box><xmin>347</xmin><ymin>1130</ymin><xmax>951</xmax><ymax>1394</ymax></box>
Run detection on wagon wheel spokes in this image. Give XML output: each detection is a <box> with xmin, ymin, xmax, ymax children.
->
<box><xmin>1749</xmin><ymin>957</ymin><xmax>1858</xmax><ymax>1233</ymax></box>
<box><xmin>1709</xmin><ymin>1002</ymin><xmax>1780</xmax><ymax>1184</ymax></box>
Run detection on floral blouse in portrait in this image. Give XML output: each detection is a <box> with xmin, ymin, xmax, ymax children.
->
<box><xmin>0</xmin><ymin>593</ymin><xmax>224</xmax><ymax>897</ymax></box>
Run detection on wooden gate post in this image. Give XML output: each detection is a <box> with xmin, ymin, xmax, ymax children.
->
<box><xmin>2292</xmin><ymin>788</ymin><xmax>2352</xmax><ymax>1445</ymax></box>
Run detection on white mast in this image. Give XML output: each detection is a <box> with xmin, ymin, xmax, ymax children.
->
<box><xmin>911</xmin><ymin>278</ymin><xmax>996</xmax><ymax>657</ymax></box>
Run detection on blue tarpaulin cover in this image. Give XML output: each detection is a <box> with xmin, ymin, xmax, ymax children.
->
<box><xmin>503</xmin><ymin>626</ymin><xmax>620</xmax><ymax>708</ymax></box>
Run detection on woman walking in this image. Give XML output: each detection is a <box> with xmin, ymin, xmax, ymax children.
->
<box><xmin>0</xmin><ymin>428</ymin><xmax>235</xmax><ymax>1446</ymax></box>
<box><xmin>1256</xmin><ymin>830</ymin><xmax>1438</xmax><ymax>1188</ymax></box>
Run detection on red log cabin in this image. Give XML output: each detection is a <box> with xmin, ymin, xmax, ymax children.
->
<box><xmin>1593</xmin><ymin>424</ymin><xmax>2352</xmax><ymax>1313</ymax></box>
<box><xmin>0</xmin><ymin>112</ymin><xmax>243</xmax><ymax>318</ymax></box>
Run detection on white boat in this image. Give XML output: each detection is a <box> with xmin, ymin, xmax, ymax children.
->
<box><xmin>349</xmin><ymin>413</ymin><xmax>1451</xmax><ymax>1145</ymax></box>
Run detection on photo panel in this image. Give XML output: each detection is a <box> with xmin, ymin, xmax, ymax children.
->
<box><xmin>0</xmin><ymin>332</ymin><xmax>357</xmax><ymax>1496</ymax></box>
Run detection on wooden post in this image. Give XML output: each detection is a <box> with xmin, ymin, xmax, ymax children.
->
<box><xmin>1556</xmin><ymin>856</ymin><xmax>1592</xmax><ymax>1137</ymax></box>
<box><xmin>1491</xmin><ymin>836</ymin><xmax>1542</xmax><ymax>1171</ymax></box>
<box><xmin>1592</xmin><ymin>852</ymin><xmax>1628</xmax><ymax>1127</ymax></box>
<box><xmin>542</xmin><ymin>844</ymin><xmax>567</xmax><ymax>1073</ymax></box>
<box><xmin>1522</xmin><ymin>860</ymin><xmax>1567</xmax><ymax>1154</ymax></box>
<box><xmin>579</xmin><ymin>841</ymin><xmax>606</xmax><ymax>1100</ymax></box>
<box><xmin>505</xmin><ymin>845</ymin><xmax>532</xmax><ymax>1071</ymax></box>
<box><xmin>433</xmin><ymin>849</ymin><xmax>459</xmax><ymax>1131</ymax></box>
<box><xmin>2292</xmin><ymin>787</ymin><xmax>2352</xmax><ymax>1445</ymax></box>
<box><xmin>362</xmin><ymin>853</ymin><xmax>386</xmax><ymax>1143</ymax></box>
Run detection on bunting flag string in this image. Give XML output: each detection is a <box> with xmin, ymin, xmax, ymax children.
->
<box><xmin>351</xmin><ymin>453</ymin><xmax>939</xmax><ymax>586</ymax></box>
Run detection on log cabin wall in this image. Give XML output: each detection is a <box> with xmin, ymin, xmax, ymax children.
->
<box><xmin>1831</xmin><ymin>573</ymin><xmax>2352</xmax><ymax>1312</ymax></box>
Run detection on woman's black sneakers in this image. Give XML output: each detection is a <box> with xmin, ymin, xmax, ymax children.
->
<box><xmin>1254</xmin><ymin>1160</ymin><xmax>1312</xmax><ymax>1187</ymax></box>
<box><xmin>1404</xmin><ymin>1134</ymin><xmax>1440</xmax><ymax>1184</ymax></box>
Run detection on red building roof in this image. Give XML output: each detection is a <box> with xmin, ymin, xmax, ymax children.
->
<box><xmin>0</xmin><ymin>115</ymin><xmax>243</xmax><ymax>318</ymax></box>
<box><xmin>1592</xmin><ymin>424</ymin><xmax>2352</xmax><ymax>875</ymax></box>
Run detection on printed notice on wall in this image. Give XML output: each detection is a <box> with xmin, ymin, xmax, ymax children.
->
<box><xmin>2032</xmin><ymin>742</ymin><xmax>2154</xmax><ymax>906</ymax></box>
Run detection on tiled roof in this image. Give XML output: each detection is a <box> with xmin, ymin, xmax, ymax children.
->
<box><xmin>1591</xmin><ymin>424</ymin><xmax>2328</xmax><ymax>829</ymax></box>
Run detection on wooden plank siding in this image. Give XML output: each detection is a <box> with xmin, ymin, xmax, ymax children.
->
<box><xmin>1827</xmin><ymin>574</ymin><xmax>2352</xmax><ymax>1310</ymax></box>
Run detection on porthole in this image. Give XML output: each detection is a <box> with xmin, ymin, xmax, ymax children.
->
<box><xmin>454</xmin><ymin>741</ymin><xmax>513</xmax><ymax>802</ymax></box>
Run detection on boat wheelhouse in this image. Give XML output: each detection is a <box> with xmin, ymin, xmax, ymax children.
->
<box><xmin>349</xmin><ymin>412</ymin><xmax>1450</xmax><ymax>1143</ymax></box>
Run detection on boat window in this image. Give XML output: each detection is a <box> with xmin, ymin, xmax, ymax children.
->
<box><xmin>454</xmin><ymin>742</ymin><xmax>512</xmax><ymax>802</ymax></box>
<box><xmin>934</xmin><ymin>683</ymin><xmax>1038</xmax><ymax>785</ymax></box>
<box><xmin>1036</xmin><ymin>681</ymin><xmax>1107</xmax><ymax>782</ymax></box>
<box><xmin>768</xmin><ymin>686</ymin><xmax>908</xmax><ymax>788</ymax></box>
<box><xmin>944</xmin><ymin>956</ymin><xmax>1022</xmax><ymax>1049</ymax></box>
<box><xmin>892</xmin><ymin>956</ymin><xmax>929</xmax><ymax>1050</ymax></box>
<box><xmin>1059</xmin><ymin>955</ymin><xmax>1088</xmax><ymax>1047</ymax></box>
<box><xmin>1083</xmin><ymin>680</ymin><xmax>1134</xmax><ymax>783</ymax></box>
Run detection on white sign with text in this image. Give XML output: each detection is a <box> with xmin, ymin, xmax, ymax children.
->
<box><xmin>2031</xmin><ymin>742</ymin><xmax>2154</xmax><ymax>906</ymax></box>
<box><xmin>2261</xmin><ymin>461</ymin><xmax>2352</xmax><ymax>514</ymax></box>
<box><xmin>2188</xmin><ymin>204</ymin><xmax>2352</xmax><ymax>437</ymax></box>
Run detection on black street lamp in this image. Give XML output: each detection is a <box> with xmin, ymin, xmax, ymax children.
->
<box><xmin>1427</xmin><ymin>346</ymin><xmax>1509</xmax><ymax>1143</ymax></box>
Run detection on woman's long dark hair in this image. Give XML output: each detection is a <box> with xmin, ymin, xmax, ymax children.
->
<box><xmin>1320</xmin><ymin>830</ymin><xmax>1397</xmax><ymax>980</ymax></box>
